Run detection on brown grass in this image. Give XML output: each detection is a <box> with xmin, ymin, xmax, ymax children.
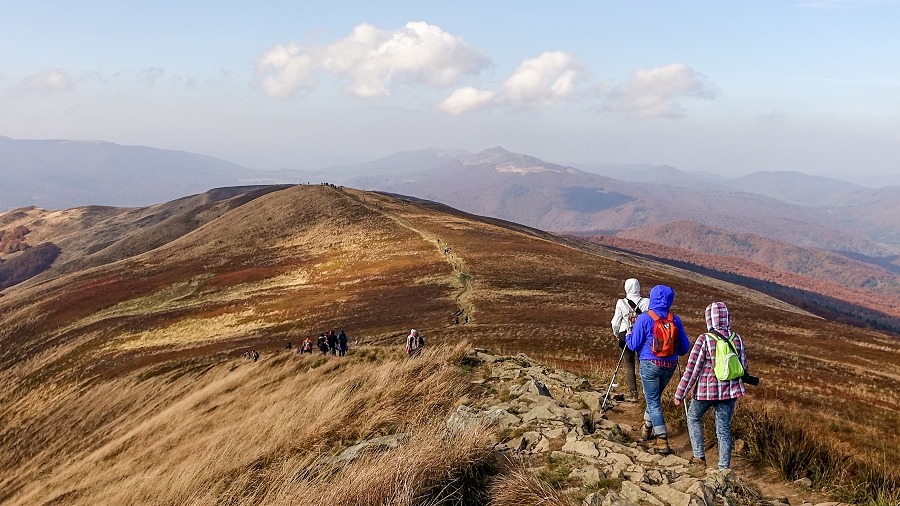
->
<box><xmin>490</xmin><ymin>465</ymin><xmax>576</xmax><ymax>506</ymax></box>
<box><xmin>0</xmin><ymin>344</ymin><xmax>495</xmax><ymax>505</ymax></box>
<box><xmin>732</xmin><ymin>399</ymin><xmax>900</xmax><ymax>506</ymax></box>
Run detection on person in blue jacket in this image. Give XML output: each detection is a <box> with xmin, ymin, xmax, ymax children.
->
<box><xmin>626</xmin><ymin>285</ymin><xmax>691</xmax><ymax>455</ymax></box>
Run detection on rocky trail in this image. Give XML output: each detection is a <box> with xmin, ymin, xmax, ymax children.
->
<box><xmin>448</xmin><ymin>350</ymin><xmax>843</xmax><ymax>506</ymax></box>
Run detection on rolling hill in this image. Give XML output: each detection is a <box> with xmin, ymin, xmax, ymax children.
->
<box><xmin>614</xmin><ymin>220</ymin><xmax>900</xmax><ymax>292</ymax></box>
<box><xmin>579</xmin><ymin>230</ymin><xmax>900</xmax><ymax>333</ymax></box>
<box><xmin>0</xmin><ymin>185</ymin><xmax>289</xmax><ymax>282</ymax></box>
<box><xmin>1</xmin><ymin>185</ymin><xmax>899</xmax><ymax>504</ymax></box>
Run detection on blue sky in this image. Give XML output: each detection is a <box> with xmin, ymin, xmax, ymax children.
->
<box><xmin>2</xmin><ymin>1</ymin><xmax>898</xmax><ymax>176</ymax></box>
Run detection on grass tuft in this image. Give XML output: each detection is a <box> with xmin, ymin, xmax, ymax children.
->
<box><xmin>490</xmin><ymin>465</ymin><xmax>577</xmax><ymax>506</ymax></box>
<box><xmin>733</xmin><ymin>400</ymin><xmax>900</xmax><ymax>505</ymax></box>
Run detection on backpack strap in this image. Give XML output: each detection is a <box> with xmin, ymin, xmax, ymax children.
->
<box><xmin>707</xmin><ymin>330</ymin><xmax>739</xmax><ymax>356</ymax></box>
<box><xmin>625</xmin><ymin>298</ymin><xmax>643</xmax><ymax>315</ymax></box>
<box><xmin>647</xmin><ymin>310</ymin><xmax>672</xmax><ymax>322</ymax></box>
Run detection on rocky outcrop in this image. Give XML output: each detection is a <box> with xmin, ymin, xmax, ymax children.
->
<box><xmin>454</xmin><ymin>350</ymin><xmax>848</xmax><ymax>506</ymax></box>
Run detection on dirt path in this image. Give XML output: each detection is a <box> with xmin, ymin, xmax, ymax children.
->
<box><xmin>339</xmin><ymin>189</ymin><xmax>475</xmax><ymax>324</ymax></box>
<box><xmin>603</xmin><ymin>394</ymin><xmax>832</xmax><ymax>505</ymax></box>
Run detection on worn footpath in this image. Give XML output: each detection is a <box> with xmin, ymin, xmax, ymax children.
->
<box><xmin>447</xmin><ymin>350</ymin><xmax>848</xmax><ymax>506</ymax></box>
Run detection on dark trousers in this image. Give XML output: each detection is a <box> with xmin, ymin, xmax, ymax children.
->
<box><xmin>617</xmin><ymin>335</ymin><xmax>638</xmax><ymax>395</ymax></box>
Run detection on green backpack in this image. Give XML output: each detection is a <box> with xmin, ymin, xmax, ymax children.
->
<box><xmin>708</xmin><ymin>331</ymin><xmax>744</xmax><ymax>381</ymax></box>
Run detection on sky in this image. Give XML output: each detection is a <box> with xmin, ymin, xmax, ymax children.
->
<box><xmin>1</xmin><ymin>0</ymin><xmax>899</xmax><ymax>177</ymax></box>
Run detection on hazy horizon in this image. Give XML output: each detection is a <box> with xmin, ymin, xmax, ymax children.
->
<box><xmin>4</xmin><ymin>134</ymin><xmax>898</xmax><ymax>190</ymax></box>
<box><xmin>2</xmin><ymin>1</ymin><xmax>898</xmax><ymax>178</ymax></box>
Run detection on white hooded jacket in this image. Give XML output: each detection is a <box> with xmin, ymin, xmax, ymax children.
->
<box><xmin>610</xmin><ymin>278</ymin><xmax>650</xmax><ymax>336</ymax></box>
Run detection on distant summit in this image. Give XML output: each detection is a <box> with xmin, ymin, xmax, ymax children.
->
<box><xmin>461</xmin><ymin>146</ymin><xmax>575</xmax><ymax>175</ymax></box>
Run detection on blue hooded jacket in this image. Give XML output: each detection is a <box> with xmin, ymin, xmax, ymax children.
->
<box><xmin>626</xmin><ymin>285</ymin><xmax>690</xmax><ymax>361</ymax></box>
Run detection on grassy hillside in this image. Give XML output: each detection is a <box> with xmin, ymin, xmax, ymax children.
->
<box><xmin>0</xmin><ymin>185</ymin><xmax>289</xmax><ymax>289</ymax></box>
<box><xmin>613</xmin><ymin>220</ymin><xmax>900</xmax><ymax>292</ymax></box>
<box><xmin>1</xmin><ymin>185</ymin><xmax>899</xmax><ymax>504</ymax></box>
<box><xmin>581</xmin><ymin>232</ymin><xmax>900</xmax><ymax>333</ymax></box>
<box><xmin>1</xmin><ymin>344</ymin><xmax>493</xmax><ymax>505</ymax></box>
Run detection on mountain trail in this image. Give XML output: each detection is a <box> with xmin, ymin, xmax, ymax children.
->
<box><xmin>601</xmin><ymin>385</ymin><xmax>833</xmax><ymax>506</ymax></box>
<box><xmin>463</xmin><ymin>349</ymin><xmax>841</xmax><ymax>506</ymax></box>
<box><xmin>337</xmin><ymin>187</ymin><xmax>475</xmax><ymax>324</ymax></box>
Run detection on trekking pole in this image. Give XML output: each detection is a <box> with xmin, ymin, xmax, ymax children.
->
<box><xmin>675</xmin><ymin>360</ymin><xmax>689</xmax><ymax>421</ymax></box>
<box><xmin>600</xmin><ymin>345</ymin><xmax>627</xmax><ymax>413</ymax></box>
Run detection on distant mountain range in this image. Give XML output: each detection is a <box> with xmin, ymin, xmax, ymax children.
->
<box><xmin>351</xmin><ymin>147</ymin><xmax>900</xmax><ymax>257</ymax></box>
<box><xmin>0</xmin><ymin>136</ymin><xmax>306</xmax><ymax>210</ymax></box>
<box><xmin>3</xmin><ymin>136</ymin><xmax>900</xmax><ymax>258</ymax></box>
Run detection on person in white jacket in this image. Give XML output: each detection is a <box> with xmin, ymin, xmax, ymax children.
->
<box><xmin>610</xmin><ymin>278</ymin><xmax>650</xmax><ymax>402</ymax></box>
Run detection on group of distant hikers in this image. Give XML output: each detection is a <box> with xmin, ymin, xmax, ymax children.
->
<box><xmin>288</xmin><ymin>329</ymin><xmax>352</xmax><ymax>356</ymax></box>
<box><xmin>610</xmin><ymin>278</ymin><xmax>757</xmax><ymax>470</ymax></box>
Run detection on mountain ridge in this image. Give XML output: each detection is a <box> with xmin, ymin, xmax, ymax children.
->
<box><xmin>1</xmin><ymin>185</ymin><xmax>898</xmax><ymax>504</ymax></box>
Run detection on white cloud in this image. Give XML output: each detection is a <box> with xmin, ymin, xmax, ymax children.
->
<box><xmin>20</xmin><ymin>69</ymin><xmax>71</xmax><ymax>94</ymax></box>
<box><xmin>605</xmin><ymin>63</ymin><xmax>716</xmax><ymax>119</ymax></box>
<box><xmin>256</xmin><ymin>21</ymin><xmax>490</xmax><ymax>99</ymax></box>
<box><xmin>435</xmin><ymin>86</ymin><xmax>497</xmax><ymax>114</ymax></box>
<box><xmin>436</xmin><ymin>51</ymin><xmax>586</xmax><ymax>114</ymax></box>
<box><xmin>499</xmin><ymin>51</ymin><xmax>585</xmax><ymax>108</ymax></box>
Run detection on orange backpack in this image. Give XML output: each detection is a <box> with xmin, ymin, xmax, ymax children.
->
<box><xmin>648</xmin><ymin>310</ymin><xmax>677</xmax><ymax>357</ymax></box>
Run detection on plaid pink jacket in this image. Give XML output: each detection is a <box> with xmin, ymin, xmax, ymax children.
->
<box><xmin>674</xmin><ymin>332</ymin><xmax>747</xmax><ymax>401</ymax></box>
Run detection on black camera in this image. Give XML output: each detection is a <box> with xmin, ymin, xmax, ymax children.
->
<box><xmin>742</xmin><ymin>372</ymin><xmax>760</xmax><ymax>386</ymax></box>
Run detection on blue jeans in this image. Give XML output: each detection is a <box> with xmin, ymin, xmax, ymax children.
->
<box><xmin>687</xmin><ymin>398</ymin><xmax>737</xmax><ymax>469</ymax></box>
<box><xmin>639</xmin><ymin>360</ymin><xmax>676</xmax><ymax>437</ymax></box>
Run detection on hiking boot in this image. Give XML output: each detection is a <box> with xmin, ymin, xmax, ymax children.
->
<box><xmin>652</xmin><ymin>436</ymin><xmax>672</xmax><ymax>455</ymax></box>
<box><xmin>625</xmin><ymin>390</ymin><xmax>639</xmax><ymax>403</ymax></box>
<box><xmin>688</xmin><ymin>456</ymin><xmax>707</xmax><ymax>467</ymax></box>
<box><xmin>640</xmin><ymin>423</ymin><xmax>654</xmax><ymax>441</ymax></box>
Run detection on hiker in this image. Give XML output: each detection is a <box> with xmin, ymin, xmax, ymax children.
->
<box><xmin>252</xmin><ymin>350</ymin><xmax>259</xmax><ymax>362</ymax></box>
<box><xmin>337</xmin><ymin>330</ymin><xmax>349</xmax><ymax>356</ymax></box>
<box><xmin>406</xmin><ymin>329</ymin><xmax>424</xmax><ymax>357</ymax></box>
<box><xmin>610</xmin><ymin>278</ymin><xmax>649</xmax><ymax>403</ymax></box>
<box><xmin>301</xmin><ymin>336</ymin><xmax>313</xmax><ymax>354</ymax></box>
<box><xmin>327</xmin><ymin>330</ymin><xmax>338</xmax><ymax>355</ymax></box>
<box><xmin>626</xmin><ymin>285</ymin><xmax>690</xmax><ymax>455</ymax></box>
<box><xmin>317</xmin><ymin>333</ymin><xmax>328</xmax><ymax>355</ymax></box>
<box><xmin>286</xmin><ymin>341</ymin><xmax>292</xmax><ymax>349</ymax></box>
<box><xmin>674</xmin><ymin>302</ymin><xmax>748</xmax><ymax>469</ymax></box>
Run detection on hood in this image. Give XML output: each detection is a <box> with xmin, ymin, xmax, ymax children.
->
<box><xmin>705</xmin><ymin>302</ymin><xmax>731</xmax><ymax>334</ymax></box>
<box><xmin>648</xmin><ymin>285</ymin><xmax>674</xmax><ymax>312</ymax></box>
<box><xmin>624</xmin><ymin>278</ymin><xmax>641</xmax><ymax>297</ymax></box>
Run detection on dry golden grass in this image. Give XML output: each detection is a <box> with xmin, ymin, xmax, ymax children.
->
<box><xmin>489</xmin><ymin>465</ymin><xmax>576</xmax><ymax>506</ymax></box>
<box><xmin>1</xmin><ymin>344</ymin><xmax>494</xmax><ymax>505</ymax></box>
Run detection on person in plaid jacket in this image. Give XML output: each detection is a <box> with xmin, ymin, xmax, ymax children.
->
<box><xmin>674</xmin><ymin>301</ymin><xmax>747</xmax><ymax>469</ymax></box>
